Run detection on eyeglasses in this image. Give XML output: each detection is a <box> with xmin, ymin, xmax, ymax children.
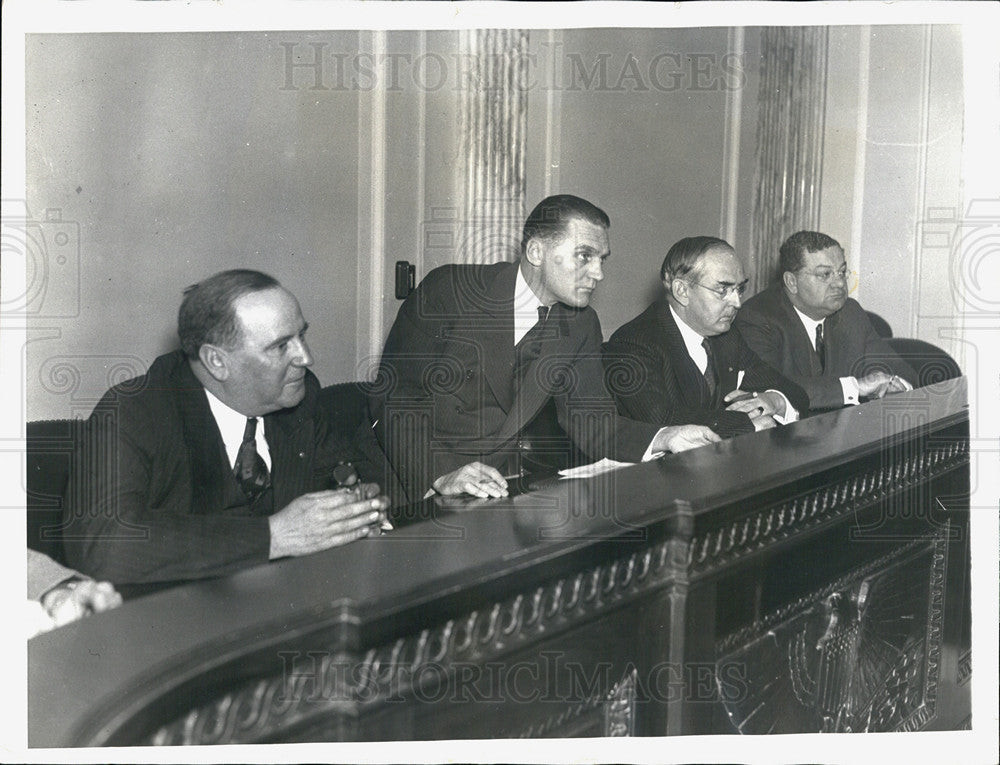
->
<box><xmin>689</xmin><ymin>280</ymin><xmax>748</xmax><ymax>300</ymax></box>
<box><xmin>798</xmin><ymin>266</ymin><xmax>853</xmax><ymax>284</ymax></box>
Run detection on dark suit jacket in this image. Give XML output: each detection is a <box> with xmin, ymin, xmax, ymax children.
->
<box><xmin>736</xmin><ymin>284</ymin><xmax>917</xmax><ymax>410</ymax></box>
<box><xmin>602</xmin><ymin>298</ymin><xmax>809</xmax><ymax>438</ymax></box>
<box><xmin>62</xmin><ymin>350</ymin><xmax>398</xmax><ymax>585</ymax></box>
<box><xmin>371</xmin><ymin>261</ymin><xmax>659</xmax><ymax>498</ymax></box>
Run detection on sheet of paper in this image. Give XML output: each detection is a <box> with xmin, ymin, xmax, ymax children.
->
<box><xmin>558</xmin><ymin>457</ymin><xmax>635</xmax><ymax>479</ymax></box>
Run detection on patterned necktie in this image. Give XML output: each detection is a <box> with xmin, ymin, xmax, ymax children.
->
<box><xmin>233</xmin><ymin>417</ymin><xmax>270</xmax><ymax>501</ymax></box>
<box><xmin>815</xmin><ymin>323</ymin><xmax>826</xmax><ymax>373</ymax></box>
<box><xmin>701</xmin><ymin>337</ymin><xmax>718</xmax><ymax>401</ymax></box>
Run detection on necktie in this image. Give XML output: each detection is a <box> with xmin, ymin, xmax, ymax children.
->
<box><xmin>815</xmin><ymin>323</ymin><xmax>826</xmax><ymax>373</ymax></box>
<box><xmin>514</xmin><ymin>305</ymin><xmax>551</xmax><ymax>393</ymax></box>
<box><xmin>701</xmin><ymin>338</ymin><xmax>718</xmax><ymax>400</ymax></box>
<box><xmin>233</xmin><ymin>417</ymin><xmax>270</xmax><ymax>501</ymax></box>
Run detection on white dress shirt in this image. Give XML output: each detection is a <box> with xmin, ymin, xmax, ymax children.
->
<box><xmin>791</xmin><ymin>306</ymin><xmax>861</xmax><ymax>406</ymax></box>
<box><xmin>669</xmin><ymin>305</ymin><xmax>798</xmax><ymax>424</ymax></box>
<box><xmin>511</xmin><ymin>266</ymin><xmax>672</xmax><ymax>461</ymax></box>
<box><xmin>513</xmin><ymin>268</ymin><xmax>549</xmax><ymax>346</ymax></box>
<box><xmin>204</xmin><ymin>388</ymin><xmax>272</xmax><ymax>470</ymax></box>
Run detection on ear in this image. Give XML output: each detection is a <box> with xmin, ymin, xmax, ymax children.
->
<box><xmin>671</xmin><ymin>276</ymin><xmax>691</xmax><ymax>307</ymax></box>
<box><xmin>782</xmin><ymin>270</ymin><xmax>798</xmax><ymax>295</ymax></box>
<box><xmin>524</xmin><ymin>238</ymin><xmax>544</xmax><ymax>268</ymax></box>
<box><xmin>198</xmin><ymin>344</ymin><xmax>229</xmax><ymax>382</ymax></box>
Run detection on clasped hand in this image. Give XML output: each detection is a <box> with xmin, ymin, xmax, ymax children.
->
<box><xmin>433</xmin><ymin>462</ymin><xmax>509</xmax><ymax>499</ymax></box>
<box><xmin>858</xmin><ymin>371</ymin><xmax>911</xmax><ymax>399</ymax></box>
<box><xmin>268</xmin><ymin>483</ymin><xmax>389</xmax><ymax>559</ymax></box>
<box><xmin>723</xmin><ymin>389</ymin><xmax>785</xmax><ymax>430</ymax></box>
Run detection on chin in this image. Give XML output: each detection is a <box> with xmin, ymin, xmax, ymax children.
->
<box><xmin>279</xmin><ymin>387</ymin><xmax>307</xmax><ymax>410</ymax></box>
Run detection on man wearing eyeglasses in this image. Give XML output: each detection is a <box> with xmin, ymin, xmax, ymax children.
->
<box><xmin>736</xmin><ymin>231</ymin><xmax>915</xmax><ymax>411</ymax></box>
<box><xmin>603</xmin><ymin>236</ymin><xmax>808</xmax><ymax>438</ymax></box>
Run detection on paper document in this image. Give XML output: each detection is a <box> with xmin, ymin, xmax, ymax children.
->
<box><xmin>558</xmin><ymin>458</ymin><xmax>635</xmax><ymax>479</ymax></box>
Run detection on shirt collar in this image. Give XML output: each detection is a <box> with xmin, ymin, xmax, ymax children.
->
<box><xmin>513</xmin><ymin>266</ymin><xmax>548</xmax><ymax>345</ymax></box>
<box><xmin>792</xmin><ymin>305</ymin><xmax>825</xmax><ymax>349</ymax></box>
<box><xmin>203</xmin><ymin>387</ymin><xmax>270</xmax><ymax>469</ymax></box>
<box><xmin>669</xmin><ymin>303</ymin><xmax>709</xmax><ymax>360</ymax></box>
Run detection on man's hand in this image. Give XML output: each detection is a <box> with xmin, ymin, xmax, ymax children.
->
<box><xmin>723</xmin><ymin>389</ymin><xmax>786</xmax><ymax>418</ymax></box>
<box><xmin>40</xmin><ymin>579</ymin><xmax>123</xmax><ymax>627</ymax></box>
<box><xmin>858</xmin><ymin>371</ymin><xmax>911</xmax><ymax>399</ymax></box>
<box><xmin>749</xmin><ymin>414</ymin><xmax>777</xmax><ymax>431</ymax></box>
<box><xmin>654</xmin><ymin>424</ymin><xmax>722</xmax><ymax>453</ymax></box>
<box><xmin>433</xmin><ymin>462</ymin><xmax>509</xmax><ymax>499</ymax></box>
<box><xmin>268</xmin><ymin>483</ymin><xmax>389</xmax><ymax>559</ymax></box>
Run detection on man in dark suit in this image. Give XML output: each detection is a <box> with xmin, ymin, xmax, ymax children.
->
<box><xmin>371</xmin><ymin>195</ymin><xmax>720</xmax><ymax>501</ymax></box>
<box><xmin>603</xmin><ymin>236</ymin><xmax>809</xmax><ymax>438</ymax></box>
<box><xmin>63</xmin><ymin>270</ymin><xmax>394</xmax><ymax>586</ymax></box>
<box><xmin>736</xmin><ymin>231</ymin><xmax>916</xmax><ymax>411</ymax></box>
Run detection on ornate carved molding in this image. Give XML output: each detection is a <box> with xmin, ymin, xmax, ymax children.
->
<box><xmin>690</xmin><ymin>441</ymin><xmax>967</xmax><ymax>575</ymax></box>
<box><xmin>149</xmin><ymin>544</ymin><xmax>672</xmax><ymax>745</ymax></box>
<box><xmin>514</xmin><ymin>667</ymin><xmax>636</xmax><ymax>738</ymax></box>
<box><xmin>148</xmin><ymin>441</ymin><xmax>966</xmax><ymax>744</ymax></box>
<box><xmin>715</xmin><ymin>529</ymin><xmax>949</xmax><ymax>734</ymax></box>
<box><xmin>957</xmin><ymin>649</ymin><xmax>971</xmax><ymax>686</ymax></box>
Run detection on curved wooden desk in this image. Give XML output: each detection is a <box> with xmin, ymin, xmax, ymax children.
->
<box><xmin>28</xmin><ymin>379</ymin><xmax>971</xmax><ymax>746</ymax></box>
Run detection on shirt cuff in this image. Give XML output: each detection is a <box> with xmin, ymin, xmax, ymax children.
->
<box><xmin>642</xmin><ymin>427</ymin><xmax>671</xmax><ymax>462</ymax></box>
<box><xmin>841</xmin><ymin>376</ymin><xmax>860</xmax><ymax>405</ymax></box>
<box><xmin>767</xmin><ymin>390</ymin><xmax>799</xmax><ymax>424</ymax></box>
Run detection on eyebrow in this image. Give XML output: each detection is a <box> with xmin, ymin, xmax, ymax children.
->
<box><xmin>711</xmin><ymin>277</ymin><xmax>750</xmax><ymax>288</ymax></box>
<box><xmin>265</xmin><ymin>321</ymin><xmax>308</xmax><ymax>351</ymax></box>
<box><xmin>576</xmin><ymin>245</ymin><xmax>610</xmax><ymax>259</ymax></box>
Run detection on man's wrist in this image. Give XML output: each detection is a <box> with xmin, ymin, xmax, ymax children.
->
<box><xmin>840</xmin><ymin>376</ymin><xmax>860</xmax><ymax>405</ymax></box>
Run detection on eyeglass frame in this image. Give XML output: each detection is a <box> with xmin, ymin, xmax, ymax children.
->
<box><xmin>796</xmin><ymin>266</ymin><xmax>853</xmax><ymax>284</ymax></box>
<box><xmin>686</xmin><ymin>279</ymin><xmax>749</xmax><ymax>301</ymax></box>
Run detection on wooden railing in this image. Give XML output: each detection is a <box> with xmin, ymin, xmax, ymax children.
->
<box><xmin>28</xmin><ymin>379</ymin><xmax>971</xmax><ymax>746</ymax></box>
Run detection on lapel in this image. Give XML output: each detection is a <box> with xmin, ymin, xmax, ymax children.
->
<box><xmin>823</xmin><ymin>304</ymin><xmax>842</xmax><ymax>370</ymax></box>
<box><xmin>496</xmin><ymin>303</ymin><xmax>578</xmax><ymax>443</ymax></box>
<box><xmin>263</xmin><ymin>390</ymin><xmax>315</xmax><ymax>510</ymax></box>
<box><xmin>172</xmin><ymin>359</ymin><xmax>231</xmax><ymax>515</ymax></box>
<box><xmin>465</xmin><ymin>262</ymin><xmax>519</xmax><ymax>411</ymax></box>
<box><xmin>657</xmin><ymin>300</ymin><xmax>709</xmax><ymax>408</ymax></box>
<box><xmin>776</xmin><ymin>287</ymin><xmax>822</xmax><ymax>376</ymax></box>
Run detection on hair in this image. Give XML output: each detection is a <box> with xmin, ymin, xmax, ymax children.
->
<box><xmin>520</xmin><ymin>194</ymin><xmax>610</xmax><ymax>255</ymax></box>
<box><xmin>177</xmin><ymin>269</ymin><xmax>281</xmax><ymax>358</ymax></box>
<box><xmin>660</xmin><ymin>236</ymin><xmax>732</xmax><ymax>285</ymax></box>
<box><xmin>778</xmin><ymin>231</ymin><xmax>842</xmax><ymax>275</ymax></box>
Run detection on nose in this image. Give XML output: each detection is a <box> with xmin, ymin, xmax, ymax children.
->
<box><xmin>726</xmin><ymin>289</ymin><xmax>742</xmax><ymax>308</ymax></box>
<box><xmin>291</xmin><ymin>336</ymin><xmax>313</xmax><ymax>366</ymax></box>
<box><xmin>588</xmin><ymin>257</ymin><xmax>604</xmax><ymax>282</ymax></box>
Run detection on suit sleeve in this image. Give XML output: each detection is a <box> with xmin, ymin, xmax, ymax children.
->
<box><xmin>734</xmin><ymin>329</ymin><xmax>810</xmax><ymax>416</ymax></box>
<box><xmin>370</xmin><ymin>280</ymin><xmax>446</xmax><ymax>498</ymax></box>
<box><xmin>603</xmin><ymin>336</ymin><xmax>754</xmax><ymax>439</ymax></box>
<box><xmin>558</xmin><ymin>315</ymin><xmax>659</xmax><ymax>462</ymax></box>
<box><xmin>737</xmin><ymin>308</ymin><xmax>845</xmax><ymax>410</ymax></box>
<box><xmin>62</xmin><ymin>394</ymin><xmax>271</xmax><ymax>586</ymax></box>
